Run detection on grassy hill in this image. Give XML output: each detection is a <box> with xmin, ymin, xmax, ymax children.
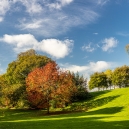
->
<box><xmin>0</xmin><ymin>87</ymin><xmax>129</xmax><ymax>129</ymax></box>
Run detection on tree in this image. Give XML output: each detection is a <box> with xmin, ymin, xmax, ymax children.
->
<box><xmin>5</xmin><ymin>49</ymin><xmax>51</xmax><ymax>107</ymax></box>
<box><xmin>0</xmin><ymin>74</ymin><xmax>10</xmax><ymax>107</ymax></box>
<box><xmin>26</xmin><ymin>61</ymin><xmax>77</xmax><ymax>113</ymax></box>
<box><xmin>72</xmin><ymin>72</ymin><xmax>88</xmax><ymax>101</ymax></box>
<box><xmin>112</xmin><ymin>65</ymin><xmax>129</xmax><ymax>88</ymax></box>
<box><xmin>104</xmin><ymin>69</ymin><xmax>112</xmax><ymax>89</ymax></box>
<box><xmin>6</xmin><ymin>49</ymin><xmax>51</xmax><ymax>84</ymax></box>
<box><xmin>125</xmin><ymin>44</ymin><xmax>129</xmax><ymax>54</ymax></box>
<box><xmin>89</xmin><ymin>72</ymin><xmax>108</xmax><ymax>91</ymax></box>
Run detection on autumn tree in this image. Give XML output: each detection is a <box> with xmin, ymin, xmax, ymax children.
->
<box><xmin>4</xmin><ymin>49</ymin><xmax>51</xmax><ymax>107</ymax></box>
<box><xmin>26</xmin><ymin>61</ymin><xmax>77</xmax><ymax>113</ymax></box>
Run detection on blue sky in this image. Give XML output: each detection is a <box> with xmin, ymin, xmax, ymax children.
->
<box><xmin>0</xmin><ymin>0</ymin><xmax>129</xmax><ymax>78</ymax></box>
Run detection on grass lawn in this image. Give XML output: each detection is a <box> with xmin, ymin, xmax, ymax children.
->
<box><xmin>0</xmin><ymin>88</ymin><xmax>129</xmax><ymax>129</ymax></box>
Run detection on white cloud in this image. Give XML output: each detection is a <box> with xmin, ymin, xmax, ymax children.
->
<box><xmin>96</xmin><ymin>0</ymin><xmax>109</xmax><ymax>6</ymax></box>
<box><xmin>0</xmin><ymin>0</ymin><xmax>107</xmax><ymax>37</ymax></box>
<box><xmin>0</xmin><ymin>34</ymin><xmax>73</xmax><ymax>59</ymax></box>
<box><xmin>82</xmin><ymin>43</ymin><xmax>95</xmax><ymax>52</ymax></box>
<box><xmin>17</xmin><ymin>0</ymin><xmax>43</xmax><ymax>14</ymax></box>
<box><xmin>0</xmin><ymin>17</ymin><xmax>3</xmax><ymax>22</ymax></box>
<box><xmin>89</xmin><ymin>61</ymin><xmax>111</xmax><ymax>72</ymax></box>
<box><xmin>102</xmin><ymin>37</ymin><xmax>118</xmax><ymax>52</ymax></box>
<box><xmin>47</xmin><ymin>0</ymin><xmax>73</xmax><ymax>10</ymax></box>
<box><xmin>117</xmin><ymin>32</ymin><xmax>129</xmax><ymax>37</ymax></box>
<box><xmin>19</xmin><ymin>19</ymin><xmax>43</xmax><ymax>29</ymax></box>
<box><xmin>18</xmin><ymin>8</ymin><xmax>99</xmax><ymax>37</ymax></box>
<box><xmin>0</xmin><ymin>0</ymin><xmax>11</xmax><ymax>22</ymax></box>
<box><xmin>93</xmin><ymin>33</ymin><xmax>98</xmax><ymax>35</ymax></box>
<box><xmin>39</xmin><ymin>39</ymin><xmax>73</xmax><ymax>59</ymax></box>
<box><xmin>60</xmin><ymin>61</ymin><xmax>117</xmax><ymax>78</ymax></box>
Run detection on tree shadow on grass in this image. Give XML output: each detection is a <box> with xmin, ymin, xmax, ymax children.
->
<box><xmin>90</xmin><ymin>90</ymin><xmax>111</xmax><ymax>99</ymax></box>
<box><xmin>0</xmin><ymin>105</ymin><xmax>128</xmax><ymax>129</ymax></box>
<box><xmin>71</xmin><ymin>95</ymin><xmax>120</xmax><ymax>111</ymax></box>
<box><xmin>86</xmin><ymin>106</ymin><xmax>123</xmax><ymax>115</ymax></box>
<box><xmin>86</xmin><ymin>95</ymin><xmax>120</xmax><ymax>109</ymax></box>
<box><xmin>0</xmin><ymin>113</ymin><xmax>129</xmax><ymax>129</ymax></box>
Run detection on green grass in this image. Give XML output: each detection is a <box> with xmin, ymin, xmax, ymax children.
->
<box><xmin>0</xmin><ymin>88</ymin><xmax>129</xmax><ymax>129</ymax></box>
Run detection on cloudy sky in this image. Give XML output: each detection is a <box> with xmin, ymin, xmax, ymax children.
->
<box><xmin>0</xmin><ymin>0</ymin><xmax>129</xmax><ymax>78</ymax></box>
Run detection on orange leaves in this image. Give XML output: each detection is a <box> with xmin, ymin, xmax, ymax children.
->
<box><xmin>26</xmin><ymin>61</ymin><xmax>77</xmax><ymax>110</ymax></box>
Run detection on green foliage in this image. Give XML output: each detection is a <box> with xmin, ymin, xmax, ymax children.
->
<box><xmin>125</xmin><ymin>44</ymin><xmax>129</xmax><ymax>54</ymax></box>
<box><xmin>89</xmin><ymin>72</ymin><xmax>108</xmax><ymax>90</ymax></box>
<box><xmin>3</xmin><ymin>49</ymin><xmax>51</xmax><ymax>108</ymax></box>
<box><xmin>6</xmin><ymin>49</ymin><xmax>51</xmax><ymax>84</ymax></box>
<box><xmin>112</xmin><ymin>65</ymin><xmax>129</xmax><ymax>88</ymax></box>
<box><xmin>71</xmin><ymin>72</ymin><xmax>89</xmax><ymax>101</ymax></box>
<box><xmin>104</xmin><ymin>69</ymin><xmax>112</xmax><ymax>89</ymax></box>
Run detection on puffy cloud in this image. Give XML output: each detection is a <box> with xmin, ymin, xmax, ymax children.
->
<box><xmin>38</xmin><ymin>39</ymin><xmax>73</xmax><ymax>59</ymax></box>
<box><xmin>60</xmin><ymin>61</ymin><xmax>116</xmax><ymax>78</ymax></box>
<box><xmin>89</xmin><ymin>61</ymin><xmax>112</xmax><ymax>72</ymax></box>
<box><xmin>102</xmin><ymin>37</ymin><xmax>118</xmax><ymax>52</ymax></box>
<box><xmin>0</xmin><ymin>34</ymin><xmax>73</xmax><ymax>59</ymax></box>
<box><xmin>82</xmin><ymin>43</ymin><xmax>95</xmax><ymax>52</ymax></box>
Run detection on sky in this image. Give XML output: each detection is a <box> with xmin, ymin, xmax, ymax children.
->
<box><xmin>0</xmin><ymin>0</ymin><xmax>129</xmax><ymax>79</ymax></box>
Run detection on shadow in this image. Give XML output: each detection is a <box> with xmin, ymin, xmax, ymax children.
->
<box><xmin>86</xmin><ymin>107</ymin><xmax>123</xmax><ymax>115</ymax></box>
<box><xmin>90</xmin><ymin>90</ymin><xmax>111</xmax><ymax>99</ymax></box>
<box><xmin>86</xmin><ymin>95</ymin><xmax>120</xmax><ymax>109</ymax></box>
<box><xmin>0</xmin><ymin>112</ymin><xmax>129</xmax><ymax>129</ymax></box>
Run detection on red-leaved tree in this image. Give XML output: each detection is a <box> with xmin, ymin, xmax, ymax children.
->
<box><xmin>26</xmin><ymin>61</ymin><xmax>77</xmax><ymax>113</ymax></box>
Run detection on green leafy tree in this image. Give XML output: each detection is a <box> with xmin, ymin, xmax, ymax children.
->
<box><xmin>125</xmin><ymin>44</ymin><xmax>129</xmax><ymax>54</ymax></box>
<box><xmin>5</xmin><ymin>49</ymin><xmax>51</xmax><ymax>107</ymax></box>
<box><xmin>72</xmin><ymin>72</ymin><xmax>88</xmax><ymax>101</ymax></box>
<box><xmin>112</xmin><ymin>65</ymin><xmax>129</xmax><ymax>88</ymax></box>
<box><xmin>89</xmin><ymin>72</ymin><xmax>108</xmax><ymax>91</ymax></box>
<box><xmin>104</xmin><ymin>69</ymin><xmax>112</xmax><ymax>89</ymax></box>
<box><xmin>0</xmin><ymin>74</ymin><xmax>10</xmax><ymax>107</ymax></box>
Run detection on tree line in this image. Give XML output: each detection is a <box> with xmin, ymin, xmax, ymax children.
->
<box><xmin>0</xmin><ymin>49</ymin><xmax>88</xmax><ymax>113</ymax></box>
<box><xmin>89</xmin><ymin>65</ymin><xmax>129</xmax><ymax>91</ymax></box>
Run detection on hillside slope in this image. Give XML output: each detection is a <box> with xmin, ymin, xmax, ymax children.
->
<box><xmin>0</xmin><ymin>88</ymin><xmax>129</xmax><ymax>129</ymax></box>
<box><xmin>84</xmin><ymin>87</ymin><xmax>129</xmax><ymax>121</ymax></box>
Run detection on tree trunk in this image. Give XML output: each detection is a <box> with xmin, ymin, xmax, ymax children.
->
<box><xmin>47</xmin><ymin>106</ymin><xmax>49</xmax><ymax>114</ymax></box>
<box><xmin>47</xmin><ymin>98</ymin><xmax>49</xmax><ymax>114</ymax></box>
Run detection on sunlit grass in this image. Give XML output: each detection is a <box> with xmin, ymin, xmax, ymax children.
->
<box><xmin>0</xmin><ymin>87</ymin><xmax>129</xmax><ymax>129</ymax></box>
